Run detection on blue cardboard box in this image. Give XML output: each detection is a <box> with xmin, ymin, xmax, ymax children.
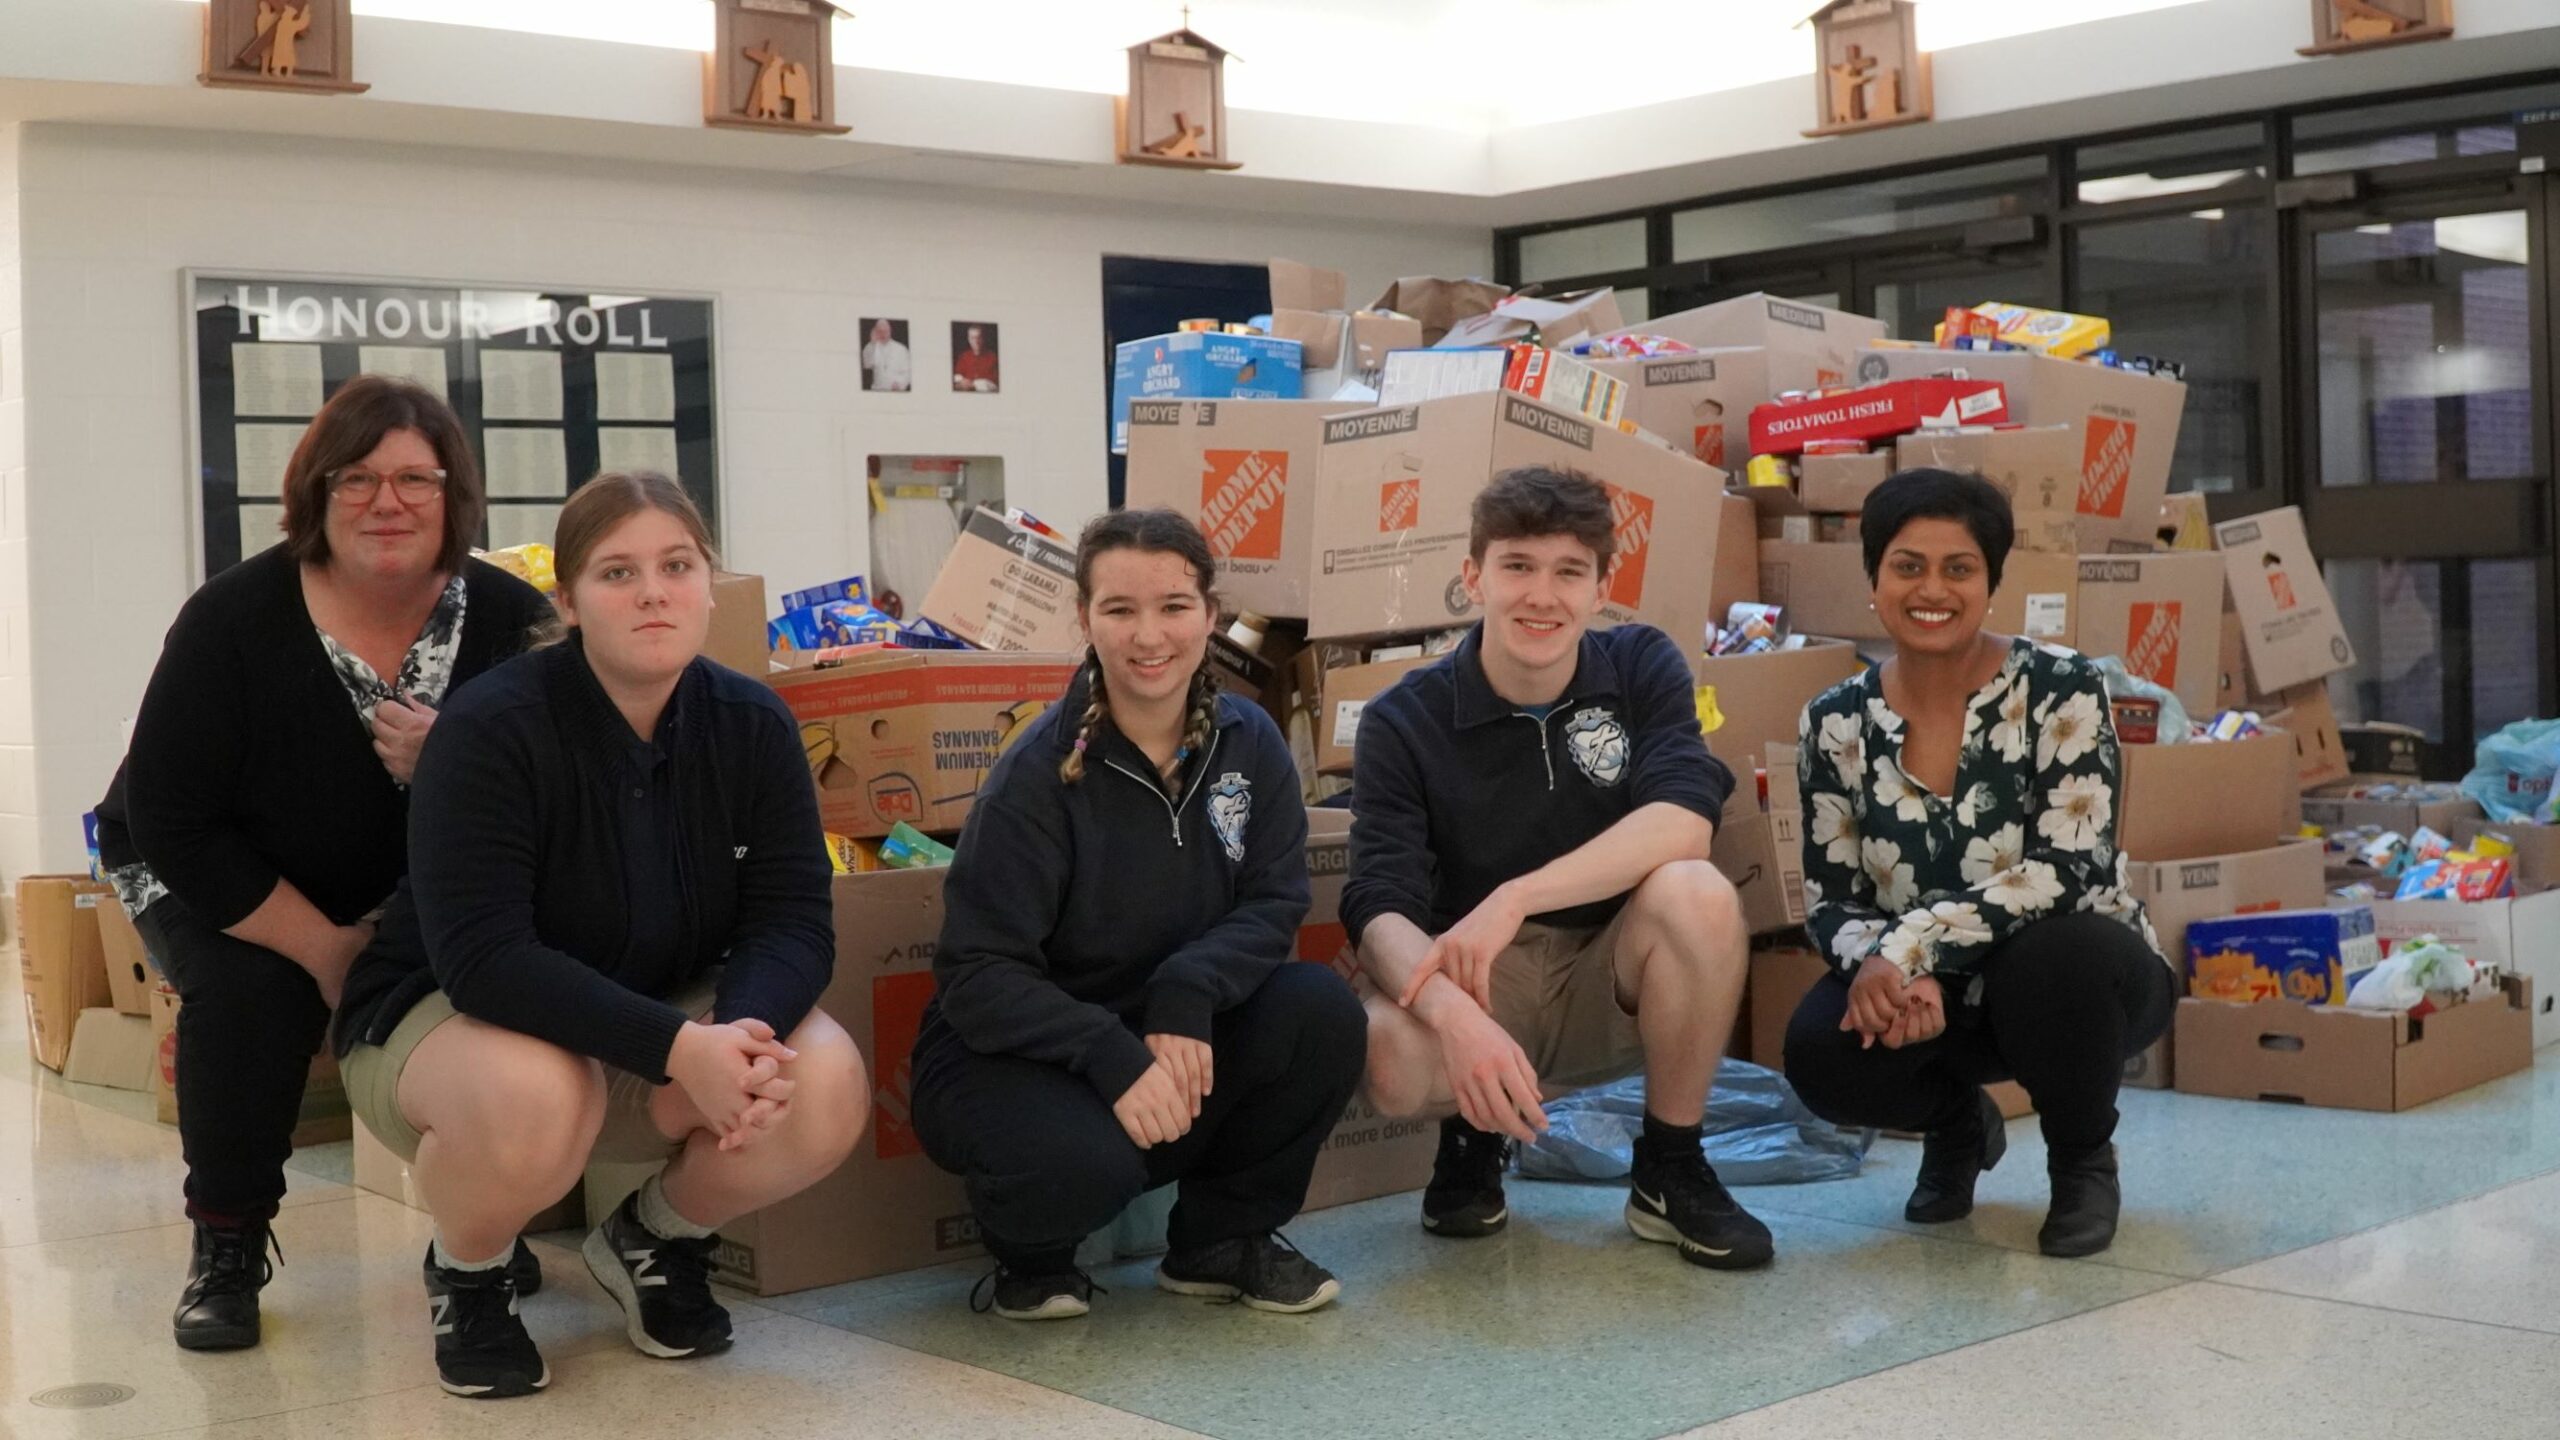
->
<box><xmin>2186</xmin><ymin>905</ymin><xmax>2381</xmax><ymax>1005</ymax></box>
<box><xmin>779</xmin><ymin>576</ymin><xmax>869</xmax><ymax>614</ymax></box>
<box><xmin>1110</xmin><ymin>331</ymin><xmax>1303</xmax><ymax>452</ymax></box>
<box><xmin>769</xmin><ymin>601</ymin><xmax>898</xmax><ymax>654</ymax></box>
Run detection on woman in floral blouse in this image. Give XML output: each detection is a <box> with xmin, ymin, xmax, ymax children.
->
<box><xmin>1783</xmin><ymin>468</ymin><xmax>2173</xmax><ymax>1259</ymax></box>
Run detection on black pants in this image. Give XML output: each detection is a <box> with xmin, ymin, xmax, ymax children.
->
<box><xmin>913</xmin><ymin>964</ymin><xmax>1367</xmax><ymax>1271</ymax></box>
<box><xmin>132</xmin><ymin>894</ymin><xmax>332</xmax><ymax>1223</ymax></box>
<box><xmin>1783</xmin><ymin>912</ymin><xmax>2174</xmax><ymax>1157</ymax></box>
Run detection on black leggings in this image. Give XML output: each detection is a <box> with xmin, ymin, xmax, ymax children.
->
<box><xmin>912</xmin><ymin>964</ymin><xmax>1366</xmax><ymax>1271</ymax></box>
<box><xmin>132</xmin><ymin>893</ymin><xmax>332</xmax><ymax>1223</ymax></box>
<box><xmin>1783</xmin><ymin>912</ymin><xmax>2174</xmax><ymax>1157</ymax></box>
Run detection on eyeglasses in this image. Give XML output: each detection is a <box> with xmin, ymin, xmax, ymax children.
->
<box><xmin>328</xmin><ymin>466</ymin><xmax>448</xmax><ymax>504</ymax></box>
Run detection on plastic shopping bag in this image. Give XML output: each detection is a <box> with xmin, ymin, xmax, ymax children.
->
<box><xmin>1518</xmin><ymin>1061</ymin><xmax>1872</xmax><ymax>1186</ymax></box>
<box><xmin>2464</xmin><ymin>718</ymin><xmax>2560</xmax><ymax>822</ymax></box>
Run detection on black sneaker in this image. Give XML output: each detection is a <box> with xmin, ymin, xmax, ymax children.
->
<box><xmin>1421</xmin><ymin>1116</ymin><xmax>1512</xmax><ymax>1238</ymax></box>
<box><xmin>507</xmin><ymin>1238</ymin><xmax>544</xmax><ymax>1296</ymax></box>
<box><xmin>423</xmin><ymin>1244</ymin><xmax>547</xmax><ymax>1399</ymax></box>
<box><xmin>1907</xmin><ymin>1087</ymin><xmax>2007</xmax><ymax>1224</ymax></box>
<box><xmin>1626</xmin><ymin>1144</ymin><xmax>1776</xmax><ymax>1271</ymax></box>
<box><xmin>1157</xmin><ymin>1233</ymin><xmax>1341</xmax><ymax>1314</ymax></box>
<box><xmin>172</xmin><ymin>1219</ymin><xmax>276</xmax><ymax>1351</ymax></box>
<box><xmin>580</xmin><ymin>1194</ymin><xmax>733</xmax><ymax>1359</ymax></box>
<box><xmin>968</xmin><ymin>1265</ymin><xmax>1104</xmax><ymax>1321</ymax></box>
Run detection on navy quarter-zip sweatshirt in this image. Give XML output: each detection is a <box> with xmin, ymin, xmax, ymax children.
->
<box><xmin>1340</xmin><ymin>622</ymin><xmax>1731</xmax><ymax>944</ymax></box>
<box><xmin>917</xmin><ymin>671</ymin><xmax>1311</xmax><ymax>1104</ymax></box>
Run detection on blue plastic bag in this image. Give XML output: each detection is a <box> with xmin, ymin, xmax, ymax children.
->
<box><xmin>2463</xmin><ymin>718</ymin><xmax>2560</xmax><ymax>821</ymax></box>
<box><xmin>1517</xmin><ymin>1060</ymin><xmax>1871</xmax><ymax>1186</ymax></box>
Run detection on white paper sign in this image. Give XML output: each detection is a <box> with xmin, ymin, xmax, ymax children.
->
<box><xmin>358</xmin><ymin>345</ymin><xmax>450</xmax><ymax>398</ymax></box>
<box><xmin>483</xmin><ymin>427</ymin><xmax>568</xmax><ymax>498</ymax></box>
<box><xmin>231</xmin><ymin>343</ymin><xmax>324</xmax><ymax>417</ymax></box>
<box><xmin>598</xmin><ymin>426</ymin><xmax>681</xmax><ymax>476</ymax></box>
<box><xmin>595</xmin><ymin>352</ymin><xmax>677</xmax><ymax>423</ymax></box>
<box><xmin>232</xmin><ymin>423</ymin><xmax>307</xmax><ymax>497</ymax></box>
<box><xmin>480</xmin><ymin>350</ymin><xmax>565</xmax><ymax>422</ymax></box>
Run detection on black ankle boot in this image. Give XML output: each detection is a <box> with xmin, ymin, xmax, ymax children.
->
<box><xmin>173</xmin><ymin>1219</ymin><xmax>277</xmax><ymax>1351</ymax></box>
<box><xmin>2039</xmin><ymin>1144</ymin><xmax>2121</xmax><ymax>1258</ymax></box>
<box><xmin>1905</xmin><ymin>1088</ymin><xmax>2006</xmax><ymax>1224</ymax></box>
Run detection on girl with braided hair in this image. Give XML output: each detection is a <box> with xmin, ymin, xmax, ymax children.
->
<box><xmin>911</xmin><ymin>507</ymin><xmax>1364</xmax><ymax>1321</ymax></box>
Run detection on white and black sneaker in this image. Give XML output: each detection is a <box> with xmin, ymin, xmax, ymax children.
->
<box><xmin>1625</xmin><ymin>1146</ymin><xmax>1775</xmax><ymax>1271</ymax></box>
<box><xmin>1420</xmin><ymin>1116</ymin><xmax>1512</xmax><ymax>1238</ymax></box>
<box><xmin>581</xmin><ymin>1194</ymin><xmax>733</xmax><ymax>1360</ymax></box>
<box><xmin>968</xmin><ymin>1265</ymin><xmax>1104</xmax><ymax>1321</ymax></box>
<box><xmin>423</xmin><ymin>1244</ymin><xmax>548</xmax><ymax>1400</ymax></box>
<box><xmin>1156</xmin><ymin>1232</ymin><xmax>1342</xmax><ymax>1314</ymax></box>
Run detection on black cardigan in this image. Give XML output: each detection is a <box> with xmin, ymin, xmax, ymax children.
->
<box><xmin>332</xmin><ymin>635</ymin><xmax>835</xmax><ymax>1083</ymax></box>
<box><xmin>96</xmin><ymin>546</ymin><xmax>551</xmax><ymax>928</ymax></box>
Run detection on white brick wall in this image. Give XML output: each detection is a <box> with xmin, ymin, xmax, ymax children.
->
<box><xmin>7</xmin><ymin>122</ymin><xmax>1487</xmax><ymax>876</ymax></box>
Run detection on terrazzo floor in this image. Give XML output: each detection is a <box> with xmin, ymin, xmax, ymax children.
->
<box><xmin>9</xmin><ymin>963</ymin><xmax>2557</xmax><ymax>1439</ymax></box>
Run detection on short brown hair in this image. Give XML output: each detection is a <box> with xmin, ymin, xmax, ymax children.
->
<box><xmin>1469</xmin><ymin>465</ymin><xmax>1616</xmax><ymax>570</ymax></box>
<box><xmin>279</xmin><ymin>376</ymin><xmax>484</xmax><ymax>571</ymax></box>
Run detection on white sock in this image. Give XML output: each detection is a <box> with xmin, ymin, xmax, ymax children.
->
<box><xmin>633</xmin><ymin>1172</ymin><xmax>717</xmax><ymax>1242</ymax></box>
<box><xmin>433</xmin><ymin>1233</ymin><xmax>510</xmax><ymax>1272</ymax></box>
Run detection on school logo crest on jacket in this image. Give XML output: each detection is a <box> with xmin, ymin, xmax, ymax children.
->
<box><xmin>1207</xmin><ymin>772</ymin><xmax>1253</xmax><ymax>861</ymax></box>
<box><xmin>1564</xmin><ymin>706</ymin><xmax>1630</xmax><ymax>787</ymax></box>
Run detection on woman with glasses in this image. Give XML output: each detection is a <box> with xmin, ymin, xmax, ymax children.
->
<box><xmin>94</xmin><ymin>375</ymin><xmax>553</xmax><ymax>1352</ymax></box>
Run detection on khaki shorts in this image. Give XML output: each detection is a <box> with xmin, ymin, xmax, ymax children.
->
<box><xmin>345</xmin><ymin>975</ymin><xmax>719</xmax><ymax>1166</ymax></box>
<box><xmin>1487</xmin><ymin>906</ymin><xmax>1643</xmax><ymax>1094</ymax></box>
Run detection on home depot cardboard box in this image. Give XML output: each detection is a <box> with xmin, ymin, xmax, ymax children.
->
<box><xmin>1854</xmin><ymin>347</ymin><xmax>2186</xmax><ymax>551</ymax></box>
<box><xmin>1124</xmin><ymin>398</ymin><xmax>1365</xmax><ymax>621</ymax></box>
<box><xmin>16</xmin><ymin>875</ymin><xmax>111</xmax><ymax>1072</ymax></box>
<box><xmin>1693</xmin><ymin>639</ymin><xmax>1863</xmax><ymax>773</ymax></box>
<box><xmin>2118</xmin><ymin>732</ymin><xmax>2298</xmax><ymax>862</ymax></box>
<box><xmin>2214</xmin><ymin>613</ymin><xmax>2349</xmax><ymax>789</ymax></box>
<box><xmin>1799</xmin><ymin>451</ymin><xmax>1891</xmax><ymax>513</ymax></box>
<box><xmin>769</xmin><ymin>650</ymin><xmax>1079</xmax><ymax>839</ymax></box>
<box><xmin>1297</xmin><ymin>808</ymin><xmax>1440</xmax><ymax>1210</ymax></box>
<box><xmin>2121</xmin><ymin>837</ymin><xmax>2328</xmax><ymax>1090</ymax></box>
<box><xmin>2214</xmin><ymin>506</ymin><xmax>2357</xmax><ymax>694</ymax></box>
<box><xmin>1316</xmin><ymin>653</ymin><xmax>1435</xmax><ymax>776</ymax></box>
<box><xmin>2173</xmin><ymin>976</ymin><xmax>2531</xmax><ymax>1112</ymax></box>
<box><xmin>2369</xmin><ymin>888</ymin><xmax>2560</xmax><ymax>1048</ymax></box>
<box><xmin>93</xmin><ymin>894</ymin><xmax>154</xmax><ymax>1016</ymax></box>
<box><xmin>1894</xmin><ymin>426</ymin><xmax>2082</xmax><ymax>555</ymax></box>
<box><xmin>705</xmin><ymin>573</ymin><xmax>769</xmax><ymax>676</ymax></box>
<box><xmin>1584</xmin><ymin>349</ymin><xmax>1768</xmax><ymax>470</ymax></box>
<box><xmin>2073</xmin><ymin>552</ymin><xmax>2227</xmax><ymax>717</ymax></box>
<box><xmin>1307</xmin><ymin>391</ymin><xmax>1721</xmax><ymax>670</ymax></box>
<box><xmin>1712</xmin><ymin>744</ymin><xmax>1806</xmax><ymax>936</ymax></box>
<box><xmin>917</xmin><ymin>507</ymin><xmax>1082</xmax><ymax>653</ymax></box>
<box><xmin>1620</xmin><ymin>294</ymin><xmax>1889</xmax><ymax>395</ymax></box>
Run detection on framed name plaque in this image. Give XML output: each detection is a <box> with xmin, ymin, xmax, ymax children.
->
<box><xmin>186</xmin><ymin>273</ymin><xmax>721</xmax><ymax>581</ymax></box>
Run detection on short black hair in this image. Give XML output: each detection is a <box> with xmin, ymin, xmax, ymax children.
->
<box><xmin>1860</xmin><ymin>467</ymin><xmax>2016</xmax><ymax>591</ymax></box>
<box><xmin>1470</xmin><ymin>465</ymin><xmax>1616</xmax><ymax>568</ymax></box>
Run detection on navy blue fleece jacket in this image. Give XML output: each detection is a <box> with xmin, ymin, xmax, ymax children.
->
<box><xmin>1340</xmin><ymin>622</ymin><xmax>1731</xmax><ymax>943</ymax></box>
<box><xmin>919</xmin><ymin>674</ymin><xmax>1311</xmax><ymax>1103</ymax></box>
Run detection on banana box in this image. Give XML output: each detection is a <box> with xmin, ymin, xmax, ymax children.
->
<box><xmin>769</xmin><ymin>650</ymin><xmax>1078</xmax><ymax>838</ymax></box>
<box><xmin>2186</xmin><ymin>905</ymin><xmax>2381</xmax><ymax>1006</ymax></box>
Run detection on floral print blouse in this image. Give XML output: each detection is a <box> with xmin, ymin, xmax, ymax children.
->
<box><xmin>1796</xmin><ymin>637</ymin><xmax>2160</xmax><ymax>982</ymax></box>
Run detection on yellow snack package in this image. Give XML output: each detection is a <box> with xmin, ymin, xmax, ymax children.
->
<box><xmin>1936</xmin><ymin>303</ymin><xmax>2111</xmax><ymax>360</ymax></box>
<box><xmin>480</xmin><ymin>542</ymin><xmax>557</xmax><ymax>594</ymax></box>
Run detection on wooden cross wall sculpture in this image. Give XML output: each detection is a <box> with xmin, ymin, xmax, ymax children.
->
<box><xmin>2299</xmin><ymin>0</ymin><xmax>2453</xmax><ymax>54</ymax></box>
<box><xmin>200</xmin><ymin>0</ymin><xmax>367</xmax><ymax>94</ymax></box>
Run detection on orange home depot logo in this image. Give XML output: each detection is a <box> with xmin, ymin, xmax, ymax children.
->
<box><xmin>870</xmin><ymin>971</ymin><xmax>938</xmax><ymax>1160</ymax></box>
<box><xmin>1692</xmin><ymin>424</ymin><xmax>1726</xmax><ymax>468</ymax></box>
<box><xmin>1379</xmin><ymin>476</ymin><xmax>1421</xmax><ymax>532</ymax></box>
<box><xmin>1200</xmin><ymin>449</ymin><xmax>1287</xmax><ymax>561</ymax></box>
<box><xmin>2081</xmin><ymin>417</ymin><xmax>2138</xmax><ymax>518</ymax></box>
<box><xmin>2125</xmin><ymin>601</ymin><xmax>2181</xmax><ymax>690</ymax></box>
<box><xmin>1296</xmin><ymin>921</ymin><xmax>1356</xmax><ymax>982</ymax></box>
<box><xmin>1599</xmin><ymin>483</ymin><xmax>1655</xmax><ymax>609</ymax></box>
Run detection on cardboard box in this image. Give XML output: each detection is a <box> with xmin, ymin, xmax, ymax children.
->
<box><xmin>2214</xmin><ymin>506</ymin><xmax>2357</xmax><ymax>694</ymax></box>
<box><xmin>142</xmin><ymin>979</ymin><xmax>348</xmax><ymax>1142</ymax></box>
<box><xmin>1994</xmin><ymin>549</ymin><xmax>2082</xmax><ymax>647</ymax></box>
<box><xmin>1125</xmin><ymin>398</ymin><xmax>1365</xmax><ymax>622</ymax></box>
<box><xmin>1369</xmin><ymin>275</ymin><xmax>1512</xmax><ymax>348</ymax></box>
<box><xmin>1748</xmin><ymin>380</ymin><xmax>2011</xmax><ymax>457</ymax></box>
<box><xmin>2338</xmin><ymin>725</ymin><xmax>2446</xmax><ymax>782</ymax></box>
<box><xmin>1379</xmin><ymin>346</ymin><xmax>1631</xmax><ymax>428</ymax></box>
<box><xmin>93</xmin><ymin>896</ymin><xmax>155</xmax><ymax>1016</ymax></box>
<box><xmin>2173</xmin><ymin>976</ymin><xmax>2531</xmax><ymax>1112</ymax></box>
<box><xmin>1745</xmin><ymin>942</ymin><xmax>1831</xmax><ymax>1071</ymax></box>
<box><xmin>2129</xmin><ymin>839</ymin><xmax>2328</xmax><ymax>981</ymax></box>
<box><xmin>1110</xmin><ymin>331</ymin><xmax>1304</xmax><ymax>453</ymax></box>
<box><xmin>1586</xmin><ymin>349</ymin><xmax>1767</xmax><ymax>470</ymax></box>
<box><xmin>1297</xmin><ymin>808</ymin><xmax>1440</xmax><ymax>1210</ymax></box>
<box><xmin>2368</xmin><ymin>888</ymin><xmax>2560</xmax><ymax>1048</ymax></box>
<box><xmin>148</xmin><ymin>981</ymin><xmax>179</xmax><ymax>1124</ymax></box>
<box><xmin>1854</xmin><ymin>347</ymin><xmax>2187</xmax><ymax>551</ymax></box>
<box><xmin>1436</xmin><ymin>288</ymin><xmax>1625</xmax><ymax>354</ymax></box>
<box><xmin>1894</xmin><ymin>426</ymin><xmax>2082</xmax><ymax>554</ymax></box>
<box><xmin>2451</xmin><ymin>817</ymin><xmax>2560</xmax><ymax>895</ymax></box>
<box><xmin>1753</xmin><ymin>543</ymin><xmax>2078</xmax><ymax>648</ymax></box>
<box><xmin>1798</xmin><ymin>450</ymin><xmax>1891</xmax><ymax>513</ymax></box>
<box><xmin>1711</xmin><ymin>493</ymin><xmax>1760</xmax><ymax>622</ymax></box>
<box><xmin>2300</xmin><ymin>784</ymin><xmax>2481</xmax><ymax>837</ymax></box>
<box><xmin>2267</xmin><ymin>682</ymin><xmax>2349</xmax><ymax>791</ymax></box>
<box><xmin>2073</xmin><ymin>552</ymin><xmax>2227</xmax><ymax>718</ymax></box>
<box><xmin>1306</xmin><ymin>391</ymin><xmax>1721</xmax><ymax>667</ymax></box>
<box><xmin>1316</xmin><ymin>654</ymin><xmax>1434</xmax><ymax>776</ymax></box>
<box><xmin>1620</xmin><ymin>294</ymin><xmax>1889</xmax><ymax>396</ymax></box>
<box><xmin>1712</xmin><ymin>744</ymin><xmax>1806</xmax><ymax>936</ymax></box>
<box><xmin>1694</xmin><ymin>639</ymin><xmax>1862</xmax><ymax>775</ymax></box>
<box><xmin>2185</xmin><ymin>905</ymin><xmax>2380</xmax><ymax>1005</ymax></box>
<box><xmin>917</xmin><ymin>507</ymin><xmax>1082</xmax><ymax>654</ymax></box>
<box><xmin>1264</xmin><ymin>262</ymin><xmax>1426</xmax><ymax>399</ymax></box>
<box><xmin>16</xmin><ymin>875</ymin><xmax>112</xmax><ymax>1072</ymax></box>
<box><xmin>770</xmin><ymin>650</ymin><xmax>1078</xmax><ymax>839</ymax></box>
<box><xmin>64</xmin><ymin>1007</ymin><xmax>156</xmax><ymax>1091</ymax></box>
<box><xmin>2118</xmin><ymin>732</ymin><xmax>2298</xmax><ymax>861</ymax></box>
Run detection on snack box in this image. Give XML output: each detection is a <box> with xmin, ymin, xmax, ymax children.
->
<box><xmin>2185</xmin><ymin>905</ymin><xmax>2381</xmax><ymax>1006</ymax></box>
